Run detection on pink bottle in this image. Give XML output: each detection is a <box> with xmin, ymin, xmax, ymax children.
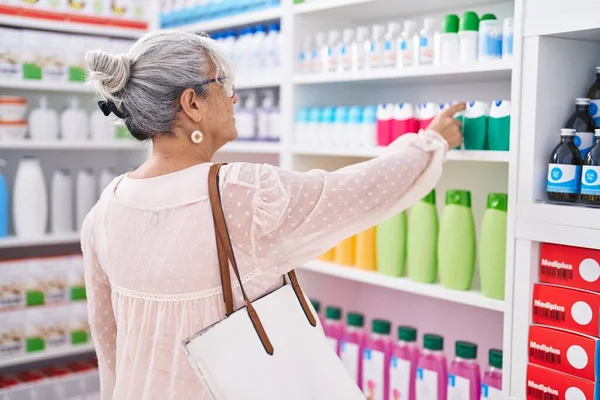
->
<box><xmin>323</xmin><ymin>306</ymin><xmax>344</xmax><ymax>355</ymax></box>
<box><xmin>417</xmin><ymin>102</ymin><xmax>438</xmax><ymax>131</ymax></box>
<box><xmin>481</xmin><ymin>349</ymin><xmax>502</xmax><ymax>399</ymax></box>
<box><xmin>391</xmin><ymin>103</ymin><xmax>417</xmax><ymax>141</ymax></box>
<box><xmin>310</xmin><ymin>299</ymin><xmax>325</xmax><ymax>326</ymax></box>
<box><xmin>340</xmin><ymin>312</ymin><xmax>367</xmax><ymax>389</ymax></box>
<box><xmin>448</xmin><ymin>341</ymin><xmax>481</xmax><ymax>400</ymax></box>
<box><xmin>377</xmin><ymin>103</ymin><xmax>394</xmax><ymax>146</ymax></box>
<box><xmin>416</xmin><ymin>334</ymin><xmax>447</xmax><ymax>400</ymax></box>
<box><xmin>389</xmin><ymin>326</ymin><xmax>420</xmax><ymax>400</ymax></box>
<box><xmin>363</xmin><ymin>319</ymin><xmax>392</xmax><ymax>400</ymax></box>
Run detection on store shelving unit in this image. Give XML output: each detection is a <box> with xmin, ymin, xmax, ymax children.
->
<box><xmin>0</xmin><ymin>233</ymin><xmax>80</xmax><ymax>249</ymax></box>
<box><xmin>177</xmin><ymin>7</ymin><xmax>282</xmax><ymax>32</ymax></box>
<box><xmin>0</xmin><ymin>80</ymin><xmax>94</xmax><ymax>93</ymax></box>
<box><xmin>0</xmin><ymin>344</ymin><xmax>95</xmax><ymax>369</ymax></box>
<box><xmin>219</xmin><ymin>141</ymin><xmax>281</xmax><ymax>154</ymax></box>
<box><xmin>0</xmin><ymin>141</ymin><xmax>146</xmax><ymax>151</ymax></box>
<box><xmin>293</xmin><ymin>147</ymin><xmax>511</xmax><ymax>162</ymax></box>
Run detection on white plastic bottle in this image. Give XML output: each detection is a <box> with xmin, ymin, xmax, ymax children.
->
<box><xmin>13</xmin><ymin>157</ymin><xmax>48</xmax><ymax>238</ymax></box>
<box><xmin>354</xmin><ymin>26</ymin><xmax>370</xmax><ymax>71</ymax></box>
<box><xmin>479</xmin><ymin>14</ymin><xmax>502</xmax><ymax>61</ymax></box>
<box><xmin>339</xmin><ymin>28</ymin><xmax>355</xmax><ymax>72</ymax></box>
<box><xmin>51</xmin><ymin>169</ymin><xmax>73</xmax><ymax>234</ymax></box>
<box><xmin>347</xmin><ymin>106</ymin><xmax>363</xmax><ymax>147</ymax></box>
<box><xmin>257</xmin><ymin>90</ymin><xmax>275</xmax><ymax>141</ymax></box>
<box><xmin>326</xmin><ymin>30</ymin><xmax>341</xmax><ymax>72</ymax></box>
<box><xmin>419</xmin><ymin>17</ymin><xmax>436</xmax><ymax>66</ymax></box>
<box><xmin>399</xmin><ymin>20</ymin><xmax>418</xmax><ymax>67</ymax></box>
<box><xmin>368</xmin><ymin>24</ymin><xmax>386</xmax><ymax>69</ymax></box>
<box><xmin>299</xmin><ymin>35</ymin><xmax>313</xmax><ymax>73</ymax></box>
<box><xmin>313</xmin><ymin>32</ymin><xmax>327</xmax><ymax>73</ymax></box>
<box><xmin>307</xmin><ymin>107</ymin><xmax>321</xmax><ymax>146</ymax></box>
<box><xmin>265</xmin><ymin>23</ymin><xmax>281</xmax><ymax>76</ymax></box>
<box><xmin>502</xmin><ymin>17</ymin><xmax>514</xmax><ymax>59</ymax></box>
<box><xmin>61</xmin><ymin>97</ymin><xmax>89</xmax><ymax>141</ymax></box>
<box><xmin>459</xmin><ymin>11</ymin><xmax>480</xmax><ymax>63</ymax></box>
<box><xmin>251</xmin><ymin>24</ymin><xmax>267</xmax><ymax>72</ymax></box>
<box><xmin>384</xmin><ymin>22</ymin><xmax>401</xmax><ymax>68</ymax></box>
<box><xmin>236</xmin><ymin>92</ymin><xmax>257</xmax><ymax>140</ymax></box>
<box><xmin>440</xmin><ymin>14</ymin><xmax>460</xmax><ymax>65</ymax></box>
<box><xmin>361</xmin><ymin>106</ymin><xmax>378</xmax><ymax>148</ymax></box>
<box><xmin>295</xmin><ymin>108</ymin><xmax>309</xmax><ymax>145</ymax></box>
<box><xmin>76</xmin><ymin>169</ymin><xmax>96</xmax><ymax>230</ymax></box>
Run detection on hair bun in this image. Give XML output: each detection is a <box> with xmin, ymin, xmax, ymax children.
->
<box><xmin>85</xmin><ymin>50</ymin><xmax>131</xmax><ymax>99</ymax></box>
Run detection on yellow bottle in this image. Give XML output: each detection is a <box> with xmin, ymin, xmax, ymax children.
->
<box><xmin>335</xmin><ymin>236</ymin><xmax>356</xmax><ymax>266</ymax></box>
<box><xmin>319</xmin><ymin>247</ymin><xmax>336</xmax><ymax>262</ymax></box>
<box><xmin>355</xmin><ymin>227</ymin><xmax>377</xmax><ymax>271</ymax></box>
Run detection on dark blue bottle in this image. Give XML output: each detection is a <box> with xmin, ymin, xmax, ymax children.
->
<box><xmin>547</xmin><ymin>129</ymin><xmax>582</xmax><ymax>203</ymax></box>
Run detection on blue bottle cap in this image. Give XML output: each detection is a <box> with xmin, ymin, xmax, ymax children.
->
<box><xmin>308</xmin><ymin>108</ymin><xmax>321</xmax><ymax>123</ymax></box>
<box><xmin>295</xmin><ymin>108</ymin><xmax>309</xmax><ymax>123</ymax></box>
<box><xmin>320</xmin><ymin>107</ymin><xmax>335</xmax><ymax>124</ymax></box>
<box><xmin>362</xmin><ymin>106</ymin><xmax>377</xmax><ymax>124</ymax></box>
<box><xmin>268</xmin><ymin>23</ymin><xmax>280</xmax><ymax>32</ymax></box>
<box><xmin>334</xmin><ymin>106</ymin><xmax>349</xmax><ymax>124</ymax></box>
<box><xmin>348</xmin><ymin>106</ymin><xmax>363</xmax><ymax>124</ymax></box>
<box><xmin>255</xmin><ymin>24</ymin><xmax>267</xmax><ymax>33</ymax></box>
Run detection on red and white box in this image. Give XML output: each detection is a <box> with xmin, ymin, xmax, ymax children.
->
<box><xmin>529</xmin><ymin>325</ymin><xmax>600</xmax><ymax>382</ymax></box>
<box><xmin>532</xmin><ymin>284</ymin><xmax>600</xmax><ymax>337</ymax></box>
<box><xmin>540</xmin><ymin>243</ymin><xmax>600</xmax><ymax>293</ymax></box>
<box><xmin>526</xmin><ymin>363</ymin><xmax>599</xmax><ymax>399</ymax></box>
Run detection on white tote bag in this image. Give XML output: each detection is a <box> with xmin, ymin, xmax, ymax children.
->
<box><xmin>183</xmin><ymin>164</ymin><xmax>365</xmax><ymax>400</ymax></box>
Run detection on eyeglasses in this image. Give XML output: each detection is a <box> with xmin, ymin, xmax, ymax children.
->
<box><xmin>177</xmin><ymin>77</ymin><xmax>235</xmax><ymax>112</ymax></box>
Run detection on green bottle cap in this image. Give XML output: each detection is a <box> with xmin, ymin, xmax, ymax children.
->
<box><xmin>422</xmin><ymin>189</ymin><xmax>436</xmax><ymax>205</ymax></box>
<box><xmin>325</xmin><ymin>306</ymin><xmax>341</xmax><ymax>320</ymax></box>
<box><xmin>372</xmin><ymin>319</ymin><xmax>391</xmax><ymax>335</ymax></box>
<box><xmin>423</xmin><ymin>334</ymin><xmax>444</xmax><ymax>351</ymax></box>
<box><xmin>311</xmin><ymin>299</ymin><xmax>321</xmax><ymax>313</ymax></box>
<box><xmin>480</xmin><ymin>13</ymin><xmax>497</xmax><ymax>21</ymax></box>
<box><xmin>347</xmin><ymin>312</ymin><xmax>364</xmax><ymax>327</ymax></box>
<box><xmin>456</xmin><ymin>341</ymin><xmax>478</xmax><ymax>359</ymax></box>
<box><xmin>489</xmin><ymin>349</ymin><xmax>503</xmax><ymax>369</ymax></box>
<box><xmin>442</xmin><ymin>14</ymin><xmax>459</xmax><ymax>34</ymax></box>
<box><xmin>445</xmin><ymin>190</ymin><xmax>472</xmax><ymax>207</ymax></box>
<box><xmin>460</xmin><ymin>11</ymin><xmax>480</xmax><ymax>31</ymax></box>
<box><xmin>398</xmin><ymin>326</ymin><xmax>417</xmax><ymax>342</ymax></box>
<box><xmin>487</xmin><ymin>193</ymin><xmax>508</xmax><ymax>211</ymax></box>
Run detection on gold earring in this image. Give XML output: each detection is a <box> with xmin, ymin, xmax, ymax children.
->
<box><xmin>191</xmin><ymin>123</ymin><xmax>203</xmax><ymax>144</ymax></box>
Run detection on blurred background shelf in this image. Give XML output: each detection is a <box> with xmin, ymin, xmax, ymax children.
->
<box><xmin>0</xmin><ymin>80</ymin><xmax>94</xmax><ymax>93</ymax></box>
<box><xmin>0</xmin><ymin>233</ymin><xmax>81</xmax><ymax>249</ymax></box>
<box><xmin>178</xmin><ymin>7</ymin><xmax>281</xmax><ymax>32</ymax></box>
<box><xmin>219</xmin><ymin>141</ymin><xmax>281</xmax><ymax>154</ymax></box>
<box><xmin>0</xmin><ymin>344</ymin><xmax>95</xmax><ymax>369</ymax></box>
<box><xmin>0</xmin><ymin>141</ymin><xmax>147</xmax><ymax>151</ymax></box>
<box><xmin>293</xmin><ymin>147</ymin><xmax>510</xmax><ymax>162</ymax></box>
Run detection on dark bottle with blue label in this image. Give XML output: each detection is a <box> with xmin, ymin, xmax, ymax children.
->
<box><xmin>565</xmin><ymin>98</ymin><xmax>595</xmax><ymax>158</ymax></box>
<box><xmin>581</xmin><ymin>129</ymin><xmax>600</xmax><ymax>206</ymax></box>
<box><xmin>547</xmin><ymin>128</ymin><xmax>582</xmax><ymax>203</ymax></box>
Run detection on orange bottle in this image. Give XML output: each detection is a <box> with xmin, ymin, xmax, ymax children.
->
<box><xmin>319</xmin><ymin>247</ymin><xmax>336</xmax><ymax>262</ymax></box>
<box><xmin>355</xmin><ymin>227</ymin><xmax>377</xmax><ymax>271</ymax></box>
<box><xmin>335</xmin><ymin>235</ymin><xmax>356</xmax><ymax>266</ymax></box>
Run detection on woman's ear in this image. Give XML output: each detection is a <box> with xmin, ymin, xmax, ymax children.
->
<box><xmin>179</xmin><ymin>88</ymin><xmax>202</xmax><ymax>123</ymax></box>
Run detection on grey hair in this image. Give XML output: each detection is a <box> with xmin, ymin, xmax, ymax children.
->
<box><xmin>85</xmin><ymin>30</ymin><xmax>234</xmax><ymax>141</ymax></box>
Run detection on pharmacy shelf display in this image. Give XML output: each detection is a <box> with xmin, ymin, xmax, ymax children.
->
<box><xmin>0</xmin><ymin>344</ymin><xmax>95</xmax><ymax>369</ymax></box>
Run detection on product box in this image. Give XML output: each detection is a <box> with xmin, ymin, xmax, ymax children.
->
<box><xmin>70</xmin><ymin>302</ymin><xmax>90</xmax><ymax>345</ymax></box>
<box><xmin>527</xmin><ymin>363</ymin><xmax>600</xmax><ymax>400</ymax></box>
<box><xmin>27</xmin><ymin>256</ymin><xmax>70</xmax><ymax>306</ymax></box>
<box><xmin>0</xmin><ymin>310</ymin><xmax>26</xmax><ymax>359</ymax></box>
<box><xmin>0</xmin><ymin>27</ymin><xmax>22</xmax><ymax>80</ymax></box>
<box><xmin>69</xmin><ymin>255</ymin><xmax>86</xmax><ymax>301</ymax></box>
<box><xmin>529</xmin><ymin>325</ymin><xmax>600</xmax><ymax>382</ymax></box>
<box><xmin>540</xmin><ymin>242</ymin><xmax>600</xmax><ymax>293</ymax></box>
<box><xmin>532</xmin><ymin>283</ymin><xmax>600</xmax><ymax>337</ymax></box>
<box><xmin>0</xmin><ymin>259</ymin><xmax>27</xmax><ymax>311</ymax></box>
<box><xmin>27</xmin><ymin>306</ymin><xmax>70</xmax><ymax>353</ymax></box>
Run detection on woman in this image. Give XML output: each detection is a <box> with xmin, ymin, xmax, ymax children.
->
<box><xmin>82</xmin><ymin>30</ymin><xmax>463</xmax><ymax>400</ymax></box>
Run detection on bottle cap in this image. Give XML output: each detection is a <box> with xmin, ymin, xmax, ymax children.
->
<box><xmin>445</xmin><ymin>189</ymin><xmax>472</xmax><ymax>207</ymax></box>
<box><xmin>387</xmin><ymin>22</ymin><xmax>401</xmax><ymax>36</ymax></box>
<box><xmin>347</xmin><ymin>312</ymin><xmax>364</xmax><ymax>327</ymax></box>
<box><xmin>456</xmin><ymin>341</ymin><xmax>477</xmax><ymax>359</ymax></box>
<box><xmin>372</xmin><ymin>24</ymin><xmax>386</xmax><ymax>39</ymax></box>
<box><xmin>356</xmin><ymin>26</ymin><xmax>370</xmax><ymax>41</ymax></box>
<box><xmin>423</xmin><ymin>334</ymin><xmax>444</xmax><ymax>351</ymax></box>
<box><xmin>576</xmin><ymin>98</ymin><xmax>591</xmax><ymax>105</ymax></box>
<box><xmin>325</xmin><ymin>306</ymin><xmax>341</xmax><ymax>320</ymax></box>
<box><xmin>315</xmin><ymin>32</ymin><xmax>327</xmax><ymax>46</ymax></box>
<box><xmin>487</xmin><ymin>193</ymin><xmax>508</xmax><ymax>211</ymax></box>
<box><xmin>596</xmin><ymin>66</ymin><xmax>600</xmax><ymax>74</ymax></box>
<box><xmin>372</xmin><ymin>319</ymin><xmax>391</xmax><ymax>335</ymax></box>
<box><xmin>398</xmin><ymin>326</ymin><xmax>417</xmax><ymax>342</ymax></box>
<box><xmin>442</xmin><ymin>14</ymin><xmax>459</xmax><ymax>33</ymax></box>
<box><xmin>460</xmin><ymin>11</ymin><xmax>479</xmax><ymax>32</ymax></box>
<box><xmin>421</xmin><ymin>189</ymin><xmax>436</xmax><ymax>205</ymax></box>
<box><xmin>489</xmin><ymin>349</ymin><xmax>503</xmax><ymax>369</ymax></box>
<box><xmin>255</xmin><ymin>24</ymin><xmax>267</xmax><ymax>33</ymax></box>
<box><xmin>561</xmin><ymin>128</ymin><xmax>576</xmax><ymax>136</ymax></box>
<box><xmin>480</xmin><ymin>13</ymin><xmax>497</xmax><ymax>21</ymax></box>
<box><xmin>328</xmin><ymin>30</ymin><xmax>340</xmax><ymax>44</ymax></box>
<box><xmin>343</xmin><ymin>28</ymin><xmax>355</xmax><ymax>43</ymax></box>
<box><xmin>595</xmin><ymin>129</ymin><xmax>600</xmax><ymax>137</ymax></box>
<box><xmin>268</xmin><ymin>23</ymin><xmax>280</xmax><ymax>32</ymax></box>
<box><xmin>404</xmin><ymin>20</ymin><xmax>418</xmax><ymax>35</ymax></box>
<box><xmin>310</xmin><ymin>299</ymin><xmax>320</xmax><ymax>313</ymax></box>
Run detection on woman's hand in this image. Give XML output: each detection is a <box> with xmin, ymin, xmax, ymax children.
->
<box><xmin>426</xmin><ymin>102</ymin><xmax>466</xmax><ymax>149</ymax></box>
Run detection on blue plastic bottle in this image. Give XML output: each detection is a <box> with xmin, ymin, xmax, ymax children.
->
<box><xmin>0</xmin><ymin>160</ymin><xmax>7</xmax><ymax>238</ymax></box>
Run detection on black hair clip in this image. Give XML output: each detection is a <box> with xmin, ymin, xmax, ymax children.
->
<box><xmin>97</xmin><ymin>100</ymin><xmax>129</xmax><ymax>119</ymax></box>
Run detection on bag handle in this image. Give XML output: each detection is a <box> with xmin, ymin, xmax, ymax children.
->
<box><xmin>208</xmin><ymin>164</ymin><xmax>317</xmax><ymax>355</ymax></box>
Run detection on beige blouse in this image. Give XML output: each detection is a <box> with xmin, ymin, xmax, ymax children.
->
<box><xmin>81</xmin><ymin>130</ymin><xmax>448</xmax><ymax>399</ymax></box>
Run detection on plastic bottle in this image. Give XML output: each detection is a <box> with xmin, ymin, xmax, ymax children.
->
<box><xmin>76</xmin><ymin>169</ymin><xmax>96</xmax><ymax>229</ymax></box>
<box><xmin>565</xmin><ymin>98</ymin><xmax>595</xmax><ymax>158</ymax></box>
<box><xmin>368</xmin><ymin>24</ymin><xmax>386</xmax><ymax>69</ymax></box>
<box><xmin>478</xmin><ymin>14</ymin><xmax>502</xmax><ymax>61</ymax></box>
<box><xmin>440</xmin><ymin>14</ymin><xmax>460</xmax><ymax>66</ymax></box>
<box><xmin>389</xmin><ymin>326</ymin><xmax>419</xmax><ymax>400</ymax></box>
<box><xmin>339</xmin><ymin>28</ymin><xmax>356</xmax><ymax>72</ymax></box>
<box><xmin>257</xmin><ymin>90</ymin><xmax>275</xmax><ymax>141</ymax></box>
<box><xmin>587</xmin><ymin>67</ymin><xmax>600</xmax><ymax>128</ymax></box>
<box><xmin>348</xmin><ymin>106</ymin><xmax>363</xmax><ymax>147</ymax></box>
<box><xmin>377</xmin><ymin>103</ymin><xmax>394</xmax><ymax>146</ymax></box>
<box><xmin>479</xmin><ymin>193</ymin><xmax>508</xmax><ymax>300</ymax></box>
<box><xmin>340</xmin><ymin>312</ymin><xmax>367</xmax><ymax>389</ymax></box>
<box><xmin>481</xmin><ymin>349</ymin><xmax>503</xmax><ymax>398</ymax></box>
<box><xmin>363</xmin><ymin>319</ymin><xmax>392</xmax><ymax>400</ymax></box>
<box><xmin>323</xmin><ymin>306</ymin><xmax>344</xmax><ymax>355</ymax></box>
<box><xmin>399</xmin><ymin>20</ymin><xmax>418</xmax><ymax>67</ymax></box>
<box><xmin>299</xmin><ymin>35</ymin><xmax>313</xmax><ymax>73</ymax></box>
<box><xmin>307</xmin><ymin>107</ymin><xmax>321</xmax><ymax>146</ymax></box>
<box><xmin>0</xmin><ymin>160</ymin><xmax>7</xmax><ymax>238</ymax></box>
<box><xmin>319</xmin><ymin>106</ymin><xmax>335</xmax><ymax>147</ymax></box>
<box><xmin>335</xmin><ymin>235</ymin><xmax>356</xmax><ymax>266</ymax></box>
<box><xmin>581</xmin><ymin>129</ymin><xmax>600</xmax><ymax>206</ymax></box>
<box><xmin>333</xmin><ymin>106</ymin><xmax>349</xmax><ymax>147</ymax></box>
<box><xmin>313</xmin><ymin>32</ymin><xmax>327</xmax><ymax>72</ymax></box>
<box><xmin>51</xmin><ymin>169</ymin><xmax>74</xmax><ymax>234</ymax></box>
<box><xmin>310</xmin><ymin>299</ymin><xmax>324</xmax><ymax>325</ymax></box>
<box><xmin>264</xmin><ymin>23</ymin><xmax>281</xmax><ymax>75</ymax></box>
<box><xmin>463</xmin><ymin>101</ymin><xmax>489</xmax><ymax>150</ymax></box>
<box><xmin>448</xmin><ymin>341</ymin><xmax>481</xmax><ymax>400</ymax></box>
<box><xmin>384</xmin><ymin>22</ymin><xmax>402</xmax><ymax>68</ymax></box>
<box><xmin>318</xmin><ymin>247</ymin><xmax>336</xmax><ymax>262</ymax></box>
<box><xmin>392</xmin><ymin>103</ymin><xmax>417</xmax><ymax>140</ymax></box>
<box><xmin>326</xmin><ymin>30</ymin><xmax>341</xmax><ymax>72</ymax></box>
<box><xmin>250</xmin><ymin>24</ymin><xmax>267</xmax><ymax>72</ymax></box>
<box><xmin>416</xmin><ymin>334</ymin><xmax>447</xmax><ymax>400</ymax></box>
<box><xmin>488</xmin><ymin>100</ymin><xmax>511</xmax><ymax>151</ymax></box>
<box><xmin>354</xmin><ymin>26</ymin><xmax>370</xmax><ymax>71</ymax></box>
<box><xmin>502</xmin><ymin>18</ymin><xmax>514</xmax><ymax>59</ymax></box>
<box><xmin>438</xmin><ymin>190</ymin><xmax>476</xmax><ymax>290</ymax></box>
<box><xmin>362</xmin><ymin>106</ymin><xmax>378</xmax><ymax>147</ymax></box>
<box><xmin>407</xmin><ymin>190</ymin><xmax>438</xmax><ymax>284</ymax></box>
<box><xmin>547</xmin><ymin>129</ymin><xmax>582</xmax><ymax>203</ymax></box>
<box><xmin>419</xmin><ymin>18</ymin><xmax>436</xmax><ymax>66</ymax></box>
<box><xmin>376</xmin><ymin>212</ymin><xmax>407</xmax><ymax>277</ymax></box>
<box><xmin>356</xmin><ymin>227</ymin><xmax>377</xmax><ymax>271</ymax></box>
<box><xmin>417</xmin><ymin>102</ymin><xmax>438</xmax><ymax>131</ymax></box>
<box><xmin>459</xmin><ymin>11</ymin><xmax>479</xmax><ymax>63</ymax></box>
<box><xmin>236</xmin><ymin>92</ymin><xmax>257</xmax><ymax>140</ymax></box>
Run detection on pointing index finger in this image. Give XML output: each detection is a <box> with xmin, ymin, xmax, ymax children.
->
<box><xmin>441</xmin><ymin>102</ymin><xmax>466</xmax><ymax>117</ymax></box>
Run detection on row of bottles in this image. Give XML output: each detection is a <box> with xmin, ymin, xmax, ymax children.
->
<box><xmin>0</xmin><ymin>157</ymin><xmax>116</xmax><ymax>239</ymax></box>
<box><xmin>298</xmin><ymin>12</ymin><xmax>513</xmax><ymax>74</ymax></box>
<box><xmin>312</xmin><ymin>302</ymin><xmax>503</xmax><ymax>400</ymax></box>
<box><xmin>321</xmin><ymin>190</ymin><xmax>508</xmax><ymax>300</ymax></box>
<box><xmin>235</xmin><ymin>90</ymin><xmax>281</xmax><ymax>142</ymax></box>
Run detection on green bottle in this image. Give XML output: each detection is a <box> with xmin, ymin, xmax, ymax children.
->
<box><xmin>376</xmin><ymin>211</ymin><xmax>407</xmax><ymax>277</ymax></box>
<box><xmin>463</xmin><ymin>101</ymin><xmax>489</xmax><ymax>150</ymax></box>
<box><xmin>438</xmin><ymin>190</ymin><xmax>476</xmax><ymax>290</ymax></box>
<box><xmin>479</xmin><ymin>193</ymin><xmax>508</xmax><ymax>300</ymax></box>
<box><xmin>488</xmin><ymin>100</ymin><xmax>511</xmax><ymax>151</ymax></box>
<box><xmin>407</xmin><ymin>190</ymin><xmax>438</xmax><ymax>283</ymax></box>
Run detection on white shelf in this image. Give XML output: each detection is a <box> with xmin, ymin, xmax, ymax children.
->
<box><xmin>0</xmin><ymin>14</ymin><xmax>145</xmax><ymax>38</ymax></box>
<box><xmin>523</xmin><ymin>3</ymin><xmax>600</xmax><ymax>40</ymax></box>
<box><xmin>0</xmin><ymin>344</ymin><xmax>95</xmax><ymax>369</ymax></box>
<box><xmin>294</xmin><ymin>60</ymin><xmax>512</xmax><ymax>86</ymax></box>
<box><xmin>0</xmin><ymin>140</ymin><xmax>146</xmax><ymax>150</ymax></box>
<box><xmin>177</xmin><ymin>7</ymin><xmax>281</xmax><ymax>32</ymax></box>
<box><xmin>518</xmin><ymin>201</ymin><xmax>600</xmax><ymax>233</ymax></box>
<box><xmin>301</xmin><ymin>261</ymin><xmax>505</xmax><ymax>312</ymax></box>
<box><xmin>236</xmin><ymin>76</ymin><xmax>281</xmax><ymax>90</ymax></box>
<box><xmin>219</xmin><ymin>141</ymin><xmax>281</xmax><ymax>154</ymax></box>
<box><xmin>0</xmin><ymin>233</ymin><xmax>80</xmax><ymax>249</ymax></box>
<box><xmin>516</xmin><ymin>221</ymin><xmax>600</xmax><ymax>250</ymax></box>
<box><xmin>0</xmin><ymin>80</ymin><xmax>93</xmax><ymax>93</ymax></box>
<box><xmin>293</xmin><ymin>147</ymin><xmax>510</xmax><ymax>162</ymax></box>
